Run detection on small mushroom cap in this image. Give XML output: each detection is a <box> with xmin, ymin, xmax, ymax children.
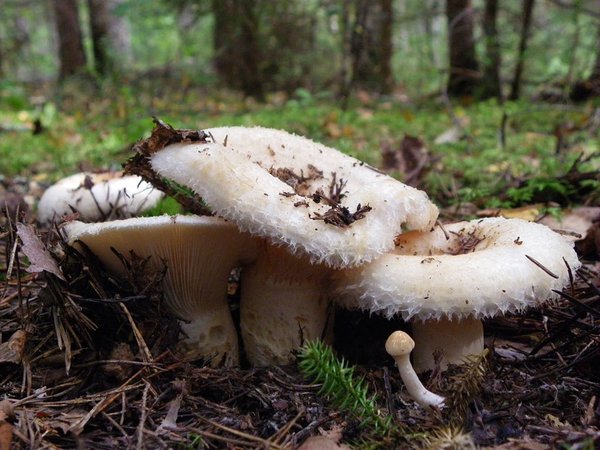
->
<box><xmin>333</xmin><ymin>217</ymin><xmax>581</xmax><ymax>320</ymax></box>
<box><xmin>38</xmin><ymin>171</ymin><xmax>163</xmax><ymax>224</ymax></box>
<box><xmin>385</xmin><ymin>330</ymin><xmax>415</xmax><ymax>356</ymax></box>
<box><xmin>150</xmin><ymin>127</ymin><xmax>438</xmax><ymax>268</ymax></box>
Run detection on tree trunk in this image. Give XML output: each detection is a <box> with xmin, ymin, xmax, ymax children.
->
<box><xmin>212</xmin><ymin>0</ymin><xmax>264</xmax><ymax>99</ymax></box>
<box><xmin>570</xmin><ymin>18</ymin><xmax>600</xmax><ymax>101</ymax></box>
<box><xmin>349</xmin><ymin>0</ymin><xmax>394</xmax><ymax>94</ymax></box>
<box><xmin>509</xmin><ymin>0</ymin><xmax>535</xmax><ymax>100</ymax></box>
<box><xmin>87</xmin><ymin>0</ymin><xmax>132</xmax><ymax>76</ymax></box>
<box><xmin>446</xmin><ymin>0</ymin><xmax>480</xmax><ymax>97</ymax></box>
<box><xmin>480</xmin><ymin>0</ymin><xmax>502</xmax><ymax>100</ymax></box>
<box><xmin>53</xmin><ymin>0</ymin><xmax>86</xmax><ymax>79</ymax></box>
<box><xmin>379</xmin><ymin>0</ymin><xmax>393</xmax><ymax>94</ymax></box>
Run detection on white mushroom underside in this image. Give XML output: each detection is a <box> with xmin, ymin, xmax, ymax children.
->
<box><xmin>333</xmin><ymin>217</ymin><xmax>581</xmax><ymax>320</ymax></box>
<box><xmin>151</xmin><ymin>139</ymin><xmax>438</xmax><ymax>268</ymax></box>
<box><xmin>64</xmin><ymin>215</ymin><xmax>258</xmax><ymax>366</ymax></box>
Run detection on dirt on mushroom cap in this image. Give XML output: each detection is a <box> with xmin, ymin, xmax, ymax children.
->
<box><xmin>333</xmin><ymin>217</ymin><xmax>581</xmax><ymax>320</ymax></box>
<box><xmin>138</xmin><ymin>123</ymin><xmax>438</xmax><ymax>268</ymax></box>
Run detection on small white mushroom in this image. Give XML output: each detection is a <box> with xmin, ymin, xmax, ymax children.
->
<box><xmin>385</xmin><ymin>330</ymin><xmax>445</xmax><ymax>408</ymax></box>
<box><xmin>38</xmin><ymin>171</ymin><xmax>163</xmax><ymax>224</ymax></box>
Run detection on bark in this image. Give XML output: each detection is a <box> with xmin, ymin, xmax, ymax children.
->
<box><xmin>570</xmin><ymin>18</ymin><xmax>600</xmax><ymax>100</ymax></box>
<box><xmin>212</xmin><ymin>0</ymin><xmax>264</xmax><ymax>99</ymax></box>
<box><xmin>509</xmin><ymin>0</ymin><xmax>535</xmax><ymax>100</ymax></box>
<box><xmin>446</xmin><ymin>0</ymin><xmax>480</xmax><ymax>97</ymax></box>
<box><xmin>88</xmin><ymin>0</ymin><xmax>132</xmax><ymax>75</ymax></box>
<box><xmin>53</xmin><ymin>0</ymin><xmax>86</xmax><ymax>79</ymax></box>
<box><xmin>480</xmin><ymin>0</ymin><xmax>502</xmax><ymax>100</ymax></box>
<box><xmin>379</xmin><ymin>0</ymin><xmax>393</xmax><ymax>94</ymax></box>
<box><xmin>349</xmin><ymin>0</ymin><xmax>394</xmax><ymax>94</ymax></box>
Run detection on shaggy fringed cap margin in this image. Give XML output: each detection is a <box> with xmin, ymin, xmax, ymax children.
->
<box><xmin>333</xmin><ymin>217</ymin><xmax>581</xmax><ymax>320</ymax></box>
<box><xmin>149</xmin><ymin>126</ymin><xmax>438</xmax><ymax>268</ymax></box>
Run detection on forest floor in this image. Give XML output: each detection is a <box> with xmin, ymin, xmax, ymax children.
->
<box><xmin>1</xmin><ymin>173</ymin><xmax>599</xmax><ymax>450</ymax></box>
<box><xmin>0</xmin><ymin>81</ymin><xmax>599</xmax><ymax>449</ymax></box>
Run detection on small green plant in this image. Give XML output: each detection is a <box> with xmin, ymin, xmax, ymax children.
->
<box><xmin>298</xmin><ymin>340</ymin><xmax>393</xmax><ymax>434</ymax></box>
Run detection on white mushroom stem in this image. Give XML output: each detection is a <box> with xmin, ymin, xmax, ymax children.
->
<box><xmin>411</xmin><ymin>317</ymin><xmax>484</xmax><ymax>373</ymax></box>
<box><xmin>385</xmin><ymin>331</ymin><xmax>445</xmax><ymax>409</ymax></box>
<box><xmin>241</xmin><ymin>243</ymin><xmax>333</xmax><ymax>366</ymax></box>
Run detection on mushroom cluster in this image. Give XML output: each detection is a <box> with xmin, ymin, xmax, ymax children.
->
<box><xmin>56</xmin><ymin>121</ymin><xmax>580</xmax><ymax>392</ymax></box>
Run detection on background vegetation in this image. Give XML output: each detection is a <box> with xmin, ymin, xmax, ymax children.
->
<box><xmin>0</xmin><ymin>2</ymin><xmax>599</xmax><ymax>449</ymax></box>
<box><xmin>0</xmin><ymin>0</ymin><xmax>598</xmax><ymax>212</ymax></box>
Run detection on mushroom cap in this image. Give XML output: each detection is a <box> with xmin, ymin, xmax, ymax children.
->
<box><xmin>385</xmin><ymin>330</ymin><xmax>415</xmax><ymax>356</ymax></box>
<box><xmin>63</xmin><ymin>214</ymin><xmax>258</xmax><ymax>318</ymax></box>
<box><xmin>333</xmin><ymin>217</ymin><xmax>581</xmax><ymax>321</ymax></box>
<box><xmin>38</xmin><ymin>171</ymin><xmax>163</xmax><ymax>224</ymax></box>
<box><xmin>150</xmin><ymin>127</ymin><xmax>438</xmax><ymax>268</ymax></box>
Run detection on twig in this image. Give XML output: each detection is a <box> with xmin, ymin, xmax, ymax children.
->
<box><xmin>136</xmin><ymin>381</ymin><xmax>151</xmax><ymax>450</ymax></box>
<box><xmin>525</xmin><ymin>254</ymin><xmax>559</xmax><ymax>279</ymax></box>
<box><xmin>196</xmin><ymin>416</ymin><xmax>285</xmax><ymax>449</ymax></box>
<box><xmin>269</xmin><ymin>408</ymin><xmax>305</xmax><ymax>446</ymax></box>
<box><xmin>119</xmin><ymin>303</ymin><xmax>153</xmax><ymax>363</ymax></box>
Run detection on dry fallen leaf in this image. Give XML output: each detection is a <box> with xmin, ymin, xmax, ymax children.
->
<box><xmin>16</xmin><ymin>223</ymin><xmax>65</xmax><ymax>280</ymax></box>
<box><xmin>0</xmin><ymin>399</ymin><xmax>13</xmax><ymax>450</ymax></box>
<box><xmin>0</xmin><ymin>330</ymin><xmax>26</xmax><ymax>364</ymax></box>
<box><xmin>477</xmin><ymin>204</ymin><xmax>543</xmax><ymax>222</ymax></box>
<box><xmin>540</xmin><ymin>207</ymin><xmax>599</xmax><ymax>240</ymax></box>
<box><xmin>297</xmin><ymin>436</ymin><xmax>352</xmax><ymax>450</ymax></box>
<box><xmin>381</xmin><ymin>135</ymin><xmax>430</xmax><ymax>186</ymax></box>
<box><xmin>0</xmin><ymin>421</ymin><xmax>12</xmax><ymax>450</ymax></box>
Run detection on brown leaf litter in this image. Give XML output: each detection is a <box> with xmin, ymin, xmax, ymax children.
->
<box><xmin>1</xmin><ymin>183</ymin><xmax>600</xmax><ymax>449</ymax></box>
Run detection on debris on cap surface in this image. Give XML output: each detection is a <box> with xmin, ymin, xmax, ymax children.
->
<box><xmin>147</xmin><ymin>125</ymin><xmax>438</xmax><ymax>268</ymax></box>
<box><xmin>333</xmin><ymin>217</ymin><xmax>581</xmax><ymax>320</ymax></box>
<box><xmin>37</xmin><ymin>171</ymin><xmax>163</xmax><ymax>224</ymax></box>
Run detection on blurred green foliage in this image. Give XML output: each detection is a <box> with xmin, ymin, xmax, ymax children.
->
<box><xmin>1</xmin><ymin>76</ymin><xmax>597</xmax><ymax>210</ymax></box>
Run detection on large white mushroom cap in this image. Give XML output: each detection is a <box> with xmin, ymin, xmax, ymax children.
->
<box><xmin>333</xmin><ymin>217</ymin><xmax>581</xmax><ymax>320</ymax></box>
<box><xmin>38</xmin><ymin>171</ymin><xmax>163</xmax><ymax>224</ymax></box>
<box><xmin>150</xmin><ymin>127</ymin><xmax>438</xmax><ymax>268</ymax></box>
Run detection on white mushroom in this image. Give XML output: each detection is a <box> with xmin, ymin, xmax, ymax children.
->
<box><xmin>38</xmin><ymin>171</ymin><xmax>163</xmax><ymax>224</ymax></box>
<box><xmin>150</xmin><ymin>128</ymin><xmax>438</xmax><ymax>268</ymax></box>
<box><xmin>146</xmin><ymin>126</ymin><xmax>439</xmax><ymax>365</ymax></box>
<box><xmin>385</xmin><ymin>330</ymin><xmax>445</xmax><ymax>408</ymax></box>
<box><xmin>334</xmin><ymin>217</ymin><xmax>581</xmax><ymax>372</ymax></box>
<box><xmin>63</xmin><ymin>215</ymin><xmax>258</xmax><ymax>366</ymax></box>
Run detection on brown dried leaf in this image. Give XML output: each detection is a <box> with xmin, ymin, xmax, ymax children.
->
<box><xmin>298</xmin><ymin>436</ymin><xmax>351</xmax><ymax>450</ymax></box>
<box><xmin>132</xmin><ymin>117</ymin><xmax>209</xmax><ymax>156</ymax></box>
<box><xmin>16</xmin><ymin>223</ymin><xmax>65</xmax><ymax>280</ymax></box>
<box><xmin>0</xmin><ymin>330</ymin><xmax>26</xmax><ymax>364</ymax></box>
<box><xmin>0</xmin><ymin>400</ymin><xmax>13</xmax><ymax>422</ymax></box>
<box><xmin>381</xmin><ymin>135</ymin><xmax>430</xmax><ymax>186</ymax></box>
<box><xmin>0</xmin><ymin>421</ymin><xmax>12</xmax><ymax>450</ymax></box>
<box><xmin>0</xmin><ymin>400</ymin><xmax>12</xmax><ymax>450</ymax></box>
